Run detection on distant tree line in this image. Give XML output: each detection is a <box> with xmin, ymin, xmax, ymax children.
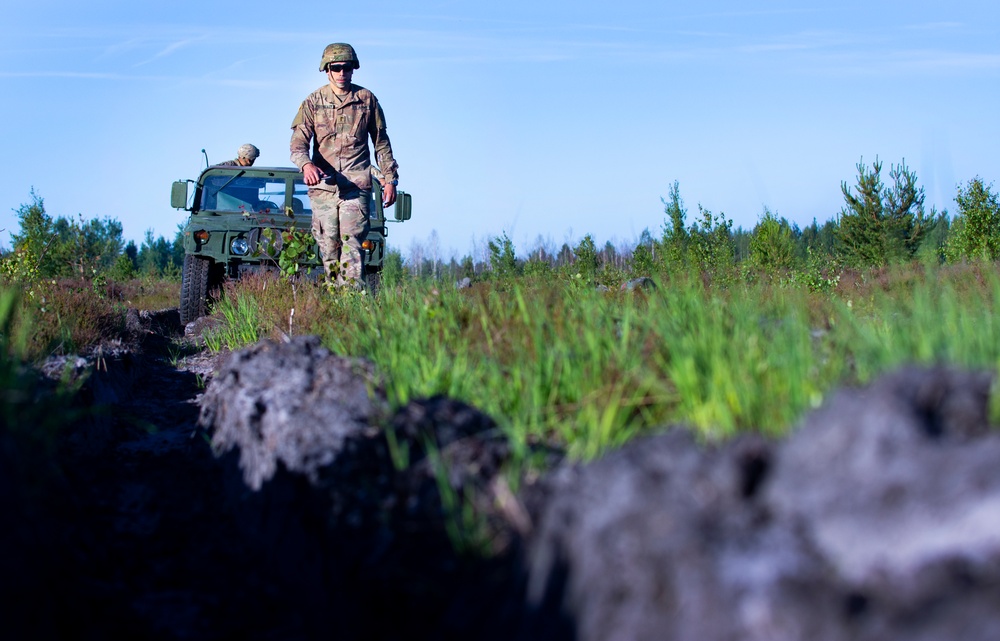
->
<box><xmin>0</xmin><ymin>189</ymin><xmax>184</xmax><ymax>283</ymax></box>
<box><xmin>389</xmin><ymin>158</ymin><xmax>999</xmax><ymax>290</ymax></box>
<box><xmin>3</xmin><ymin>158</ymin><xmax>999</xmax><ymax>290</ymax></box>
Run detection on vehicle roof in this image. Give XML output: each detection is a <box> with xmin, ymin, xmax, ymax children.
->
<box><xmin>204</xmin><ymin>165</ymin><xmax>302</xmax><ymax>173</ymax></box>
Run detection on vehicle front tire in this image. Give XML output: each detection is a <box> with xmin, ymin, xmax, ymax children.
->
<box><xmin>364</xmin><ymin>269</ymin><xmax>381</xmax><ymax>298</ymax></box>
<box><xmin>180</xmin><ymin>254</ymin><xmax>212</xmax><ymax>324</ymax></box>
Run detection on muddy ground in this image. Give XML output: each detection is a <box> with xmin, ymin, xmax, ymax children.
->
<box><xmin>4</xmin><ymin>308</ymin><xmax>1000</xmax><ymax>640</ymax></box>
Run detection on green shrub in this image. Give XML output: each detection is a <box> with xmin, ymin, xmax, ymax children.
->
<box><xmin>749</xmin><ymin>208</ymin><xmax>798</xmax><ymax>276</ymax></box>
<box><xmin>382</xmin><ymin>249</ymin><xmax>407</xmax><ymax>289</ymax></box>
<box><xmin>945</xmin><ymin>177</ymin><xmax>1000</xmax><ymax>262</ymax></box>
<box><xmin>689</xmin><ymin>205</ymin><xmax>735</xmax><ymax>283</ymax></box>
<box><xmin>257</xmin><ymin>224</ymin><xmax>317</xmax><ymax>279</ymax></box>
<box><xmin>791</xmin><ymin>247</ymin><xmax>841</xmax><ymax>293</ymax></box>
<box><xmin>572</xmin><ymin>234</ymin><xmax>599</xmax><ymax>281</ymax></box>
<box><xmin>523</xmin><ymin>257</ymin><xmax>552</xmax><ymax>279</ymax></box>
<box><xmin>487</xmin><ymin>232</ymin><xmax>519</xmax><ymax>282</ymax></box>
<box><xmin>106</xmin><ymin>254</ymin><xmax>137</xmax><ymax>282</ymax></box>
<box><xmin>630</xmin><ymin>242</ymin><xmax>656</xmax><ymax>276</ymax></box>
<box><xmin>0</xmin><ymin>246</ymin><xmax>42</xmax><ymax>290</ymax></box>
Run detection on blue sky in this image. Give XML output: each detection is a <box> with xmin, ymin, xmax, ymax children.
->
<box><xmin>2</xmin><ymin>1</ymin><xmax>999</xmax><ymax>260</ymax></box>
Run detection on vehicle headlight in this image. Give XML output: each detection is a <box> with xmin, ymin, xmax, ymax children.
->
<box><xmin>230</xmin><ymin>237</ymin><xmax>250</xmax><ymax>256</ymax></box>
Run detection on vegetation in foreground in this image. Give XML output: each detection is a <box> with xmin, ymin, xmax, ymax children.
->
<box><xmin>3</xmin><ymin>160</ymin><xmax>1000</xmax><ymax>463</ymax></box>
<box><xmin>198</xmin><ymin>263</ymin><xmax>1000</xmax><ymax>462</ymax></box>
<box><xmin>3</xmin><ymin>161</ymin><xmax>1000</xmax><ymax>564</ymax></box>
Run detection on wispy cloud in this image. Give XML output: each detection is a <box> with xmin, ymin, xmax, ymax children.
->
<box><xmin>672</xmin><ymin>8</ymin><xmax>833</xmax><ymax>21</ymax></box>
<box><xmin>879</xmin><ymin>50</ymin><xmax>1000</xmax><ymax>72</ymax></box>
<box><xmin>902</xmin><ymin>22</ymin><xmax>963</xmax><ymax>31</ymax></box>
<box><xmin>367</xmin><ymin>26</ymin><xmax>1000</xmax><ymax>77</ymax></box>
<box><xmin>794</xmin><ymin>48</ymin><xmax>1000</xmax><ymax>77</ymax></box>
<box><xmin>0</xmin><ymin>70</ymin><xmax>274</xmax><ymax>87</ymax></box>
<box><xmin>0</xmin><ymin>71</ymin><xmax>143</xmax><ymax>79</ymax></box>
<box><xmin>132</xmin><ymin>37</ymin><xmax>202</xmax><ymax>67</ymax></box>
<box><xmin>734</xmin><ymin>30</ymin><xmax>862</xmax><ymax>55</ymax></box>
<box><xmin>97</xmin><ymin>37</ymin><xmax>148</xmax><ymax>59</ymax></box>
<box><xmin>738</xmin><ymin>43</ymin><xmax>813</xmax><ymax>53</ymax></box>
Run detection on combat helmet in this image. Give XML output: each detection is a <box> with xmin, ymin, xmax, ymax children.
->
<box><xmin>237</xmin><ymin>143</ymin><xmax>260</xmax><ymax>160</ymax></box>
<box><xmin>319</xmin><ymin>43</ymin><xmax>360</xmax><ymax>71</ymax></box>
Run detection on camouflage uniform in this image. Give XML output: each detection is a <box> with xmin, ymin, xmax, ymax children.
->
<box><xmin>289</xmin><ymin>83</ymin><xmax>398</xmax><ymax>286</ymax></box>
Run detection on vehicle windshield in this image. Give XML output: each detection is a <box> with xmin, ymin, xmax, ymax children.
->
<box><xmin>201</xmin><ymin>175</ymin><xmax>299</xmax><ymax>214</ymax></box>
<box><xmin>286</xmin><ymin>181</ymin><xmax>378</xmax><ymax>219</ymax></box>
<box><xmin>200</xmin><ymin>171</ymin><xmax>381</xmax><ymax>220</ymax></box>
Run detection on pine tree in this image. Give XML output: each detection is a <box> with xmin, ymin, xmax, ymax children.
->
<box><xmin>661</xmin><ymin>181</ymin><xmax>689</xmax><ymax>269</ymax></box>
<box><xmin>883</xmin><ymin>160</ymin><xmax>927</xmax><ymax>259</ymax></box>
<box><xmin>838</xmin><ymin>158</ymin><xmax>887</xmax><ymax>267</ymax></box>
<box><xmin>837</xmin><ymin>157</ymin><xmax>926</xmax><ymax>268</ymax></box>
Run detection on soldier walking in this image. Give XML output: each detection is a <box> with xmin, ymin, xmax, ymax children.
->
<box><xmin>289</xmin><ymin>42</ymin><xmax>399</xmax><ymax>288</ymax></box>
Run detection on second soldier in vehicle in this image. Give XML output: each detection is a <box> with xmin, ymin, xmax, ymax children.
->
<box><xmin>217</xmin><ymin>143</ymin><xmax>260</xmax><ymax>167</ymax></box>
<box><xmin>289</xmin><ymin>42</ymin><xmax>399</xmax><ymax>289</ymax></box>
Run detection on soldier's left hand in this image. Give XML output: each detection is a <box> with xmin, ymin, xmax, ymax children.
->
<box><xmin>382</xmin><ymin>183</ymin><xmax>397</xmax><ymax>207</ymax></box>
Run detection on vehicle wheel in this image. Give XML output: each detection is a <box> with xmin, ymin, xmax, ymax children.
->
<box><xmin>364</xmin><ymin>269</ymin><xmax>381</xmax><ymax>298</ymax></box>
<box><xmin>180</xmin><ymin>254</ymin><xmax>212</xmax><ymax>324</ymax></box>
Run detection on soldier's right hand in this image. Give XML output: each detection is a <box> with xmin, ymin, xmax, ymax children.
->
<box><xmin>303</xmin><ymin>163</ymin><xmax>323</xmax><ymax>186</ymax></box>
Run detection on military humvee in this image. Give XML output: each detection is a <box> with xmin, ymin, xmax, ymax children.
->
<box><xmin>170</xmin><ymin>165</ymin><xmax>411</xmax><ymax>324</ymax></box>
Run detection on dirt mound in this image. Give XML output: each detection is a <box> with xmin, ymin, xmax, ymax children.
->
<box><xmin>202</xmin><ymin>335</ymin><xmax>387</xmax><ymax>489</ymax></box>
<box><xmin>526</xmin><ymin>366</ymin><xmax>1000</xmax><ymax>641</ymax></box>
<box><xmin>197</xmin><ymin>335</ymin><xmax>532</xmax><ymax>639</ymax></box>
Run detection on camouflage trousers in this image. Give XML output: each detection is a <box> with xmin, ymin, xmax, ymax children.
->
<box><xmin>308</xmin><ymin>189</ymin><xmax>370</xmax><ymax>287</ymax></box>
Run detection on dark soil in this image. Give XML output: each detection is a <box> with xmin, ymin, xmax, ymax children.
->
<box><xmin>6</xmin><ymin>308</ymin><xmax>1000</xmax><ymax>641</ymax></box>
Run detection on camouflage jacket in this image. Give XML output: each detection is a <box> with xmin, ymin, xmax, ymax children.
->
<box><xmin>289</xmin><ymin>83</ymin><xmax>398</xmax><ymax>194</ymax></box>
<box><xmin>215</xmin><ymin>159</ymin><xmax>240</xmax><ymax>167</ymax></box>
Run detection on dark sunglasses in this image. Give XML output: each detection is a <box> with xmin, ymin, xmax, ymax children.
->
<box><xmin>327</xmin><ymin>64</ymin><xmax>353</xmax><ymax>73</ymax></box>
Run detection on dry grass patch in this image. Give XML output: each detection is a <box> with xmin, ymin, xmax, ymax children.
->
<box><xmin>109</xmin><ymin>276</ymin><xmax>180</xmax><ymax>311</ymax></box>
<box><xmin>23</xmin><ymin>279</ymin><xmax>125</xmax><ymax>357</ymax></box>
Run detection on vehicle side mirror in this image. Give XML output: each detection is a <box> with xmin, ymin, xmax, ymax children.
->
<box><xmin>171</xmin><ymin>181</ymin><xmax>189</xmax><ymax>209</ymax></box>
<box><xmin>393</xmin><ymin>191</ymin><xmax>412</xmax><ymax>221</ymax></box>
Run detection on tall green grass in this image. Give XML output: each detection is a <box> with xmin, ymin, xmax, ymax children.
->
<box><xmin>209</xmin><ymin>264</ymin><xmax>1000</xmax><ymax>460</ymax></box>
<box><xmin>831</xmin><ymin>267</ymin><xmax>1000</xmax><ymax>383</ymax></box>
<box><xmin>203</xmin><ymin>291</ymin><xmax>261</xmax><ymax>351</ymax></box>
